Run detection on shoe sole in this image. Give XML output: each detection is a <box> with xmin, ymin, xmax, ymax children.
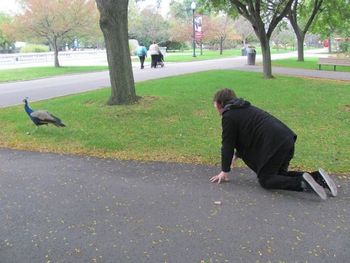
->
<box><xmin>319</xmin><ymin>168</ymin><xmax>338</xmax><ymax>197</ymax></box>
<box><xmin>303</xmin><ymin>173</ymin><xmax>327</xmax><ymax>200</ymax></box>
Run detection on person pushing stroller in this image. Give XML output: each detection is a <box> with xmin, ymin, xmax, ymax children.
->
<box><xmin>149</xmin><ymin>41</ymin><xmax>160</xmax><ymax>68</ymax></box>
<box><xmin>149</xmin><ymin>41</ymin><xmax>165</xmax><ymax>68</ymax></box>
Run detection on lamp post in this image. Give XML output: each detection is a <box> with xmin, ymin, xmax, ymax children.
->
<box><xmin>191</xmin><ymin>1</ymin><xmax>196</xmax><ymax>57</ymax></box>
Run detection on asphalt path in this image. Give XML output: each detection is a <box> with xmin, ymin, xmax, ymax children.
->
<box><xmin>1</xmin><ymin>49</ymin><xmax>349</xmax><ymax>108</ymax></box>
<box><xmin>1</xmin><ymin>50</ymin><xmax>349</xmax><ymax>262</ymax></box>
<box><xmin>0</xmin><ymin>148</ymin><xmax>349</xmax><ymax>262</ymax></box>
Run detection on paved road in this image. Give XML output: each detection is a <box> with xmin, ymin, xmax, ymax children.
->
<box><xmin>1</xmin><ymin>49</ymin><xmax>349</xmax><ymax>262</ymax></box>
<box><xmin>2</xmin><ymin>49</ymin><xmax>349</xmax><ymax>108</ymax></box>
<box><xmin>0</xmin><ymin>148</ymin><xmax>349</xmax><ymax>262</ymax></box>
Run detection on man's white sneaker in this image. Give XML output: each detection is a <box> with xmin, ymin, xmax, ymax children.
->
<box><xmin>318</xmin><ymin>168</ymin><xmax>338</xmax><ymax>197</ymax></box>
<box><xmin>302</xmin><ymin>173</ymin><xmax>327</xmax><ymax>201</ymax></box>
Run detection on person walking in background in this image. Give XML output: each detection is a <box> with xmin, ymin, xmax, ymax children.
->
<box><xmin>136</xmin><ymin>43</ymin><xmax>147</xmax><ymax>69</ymax></box>
<box><xmin>149</xmin><ymin>41</ymin><xmax>160</xmax><ymax>68</ymax></box>
<box><xmin>210</xmin><ymin>88</ymin><xmax>338</xmax><ymax>200</ymax></box>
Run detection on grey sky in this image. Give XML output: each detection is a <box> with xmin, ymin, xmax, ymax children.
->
<box><xmin>0</xmin><ymin>0</ymin><xmax>171</xmax><ymax>16</ymax></box>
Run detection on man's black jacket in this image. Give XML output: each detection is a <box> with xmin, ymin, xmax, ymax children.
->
<box><xmin>221</xmin><ymin>98</ymin><xmax>297</xmax><ymax>174</ymax></box>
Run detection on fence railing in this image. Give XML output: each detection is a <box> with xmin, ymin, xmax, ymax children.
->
<box><xmin>0</xmin><ymin>50</ymin><xmax>107</xmax><ymax>65</ymax></box>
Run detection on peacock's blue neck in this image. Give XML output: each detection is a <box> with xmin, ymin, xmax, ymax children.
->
<box><xmin>24</xmin><ymin>101</ymin><xmax>33</xmax><ymax>115</ymax></box>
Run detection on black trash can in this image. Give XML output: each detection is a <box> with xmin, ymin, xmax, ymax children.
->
<box><xmin>247</xmin><ymin>48</ymin><xmax>256</xmax><ymax>65</ymax></box>
<box><xmin>241</xmin><ymin>47</ymin><xmax>247</xmax><ymax>56</ymax></box>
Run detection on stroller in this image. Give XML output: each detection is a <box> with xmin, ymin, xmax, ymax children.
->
<box><xmin>155</xmin><ymin>50</ymin><xmax>165</xmax><ymax>68</ymax></box>
<box><xmin>156</xmin><ymin>53</ymin><xmax>164</xmax><ymax>67</ymax></box>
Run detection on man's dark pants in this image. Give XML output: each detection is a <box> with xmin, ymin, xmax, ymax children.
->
<box><xmin>258</xmin><ymin>139</ymin><xmax>304</xmax><ymax>191</ymax></box>
<box><xmin>151</xmin><ymin>55</ymin><xmax>158</xmax><ymax>68</ymax></box>
<box><xmin>139</xmin><ymin>55</ymin><xmax>145</xmax><ymax>69</ymax></box>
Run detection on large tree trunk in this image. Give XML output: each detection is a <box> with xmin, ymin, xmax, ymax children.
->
<box><xmin>251</xmin><ymin>17</ymin><xmax>274</xmax><ymax>78</ymax></box>
<box><xmin>328</xmin><ymin>36</ymin><xmax>332</xmax><ymax>53</ymax></box>
<box><xmin>289</xmin><ymin>13</ymin><xmax>305</xmax><ymax>62</ymax></box>
<box><xmin>260</xmin><ymin>36</ymin><xmax>273</xmax><ymax>79</ymax></box>
<box><xmin>253</xmin><ymin>24</ymin><xmax>273</xmax><ymax>78</ymax></box>
<box><xmin>296</xmin><ymin>34</ymin><xmax>305</xmax><ymax>61</ymax></box>
<box><xmin>96</xmin><ymin>0</ymin><xmax>137</xmax><ymax>105</ymax></box>
<box><xmin>288</xmin><ymin>0</ymin><xmax>323</xmax><ymax>62</ymax></box>
<box><xmin>220</xmin><ymin>36</ymin><xmax>223</xmax><ymax>55</ymax></box>
<box><xmin>52</xmin><ymin>37</ymin><xmax>60</xmax><ymax>68</ymax></box>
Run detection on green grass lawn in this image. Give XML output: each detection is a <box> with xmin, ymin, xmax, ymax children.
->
<box><xmin>0</xmin><ymin>66</ymin><xmax>108</xmax><ymax>83</ymax></box>
<box><xmin>0</xmin><ymin>70</ymin><xmax>349</xmax><ymax>173</ymax></box>
<box><xmin>164</xmin><ymin>49</ymin><xmax>242</xmax><ymax>62</ymax></box>
<box><xmin>272</xmin><ymin>57</ymin><xmax>350</xmax><ymax>72</ymax></box>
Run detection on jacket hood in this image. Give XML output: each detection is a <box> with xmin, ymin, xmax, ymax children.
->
<box><xmin>222</xmin><ymin>98</ymin><xmax>250</xmax><ymax>114</ymax></box>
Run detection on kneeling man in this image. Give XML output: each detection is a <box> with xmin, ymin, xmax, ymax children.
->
<box><xmin>210</xmin><ymin>88</ymin><xmax>337</xmax><ymax>200</ymax></box>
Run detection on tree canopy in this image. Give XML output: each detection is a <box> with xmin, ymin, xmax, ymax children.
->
<box><xmin>0</xmin><ymin>12</ymin><xmax>15</xmax><ymax>52</ymax></box>
<box><xmin>129</xmin><ymin>8</ymin><xmax>170</xmax><ymax>46</ymax></box>
<box><xmin>11</xmin><ymin>0</ymin><xmax>98</xmax><ymax>66</ymax></box>
<box><xmin>311</xmin><ymin>0</ymin><xmax>350</xmax><ymax>39</ymax></box>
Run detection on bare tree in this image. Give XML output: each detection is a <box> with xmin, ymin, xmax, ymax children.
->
<box><xmin>129</xmin><ymin>8</ymin><xmax>170</xmax><ymax>46</ymax></box>
<box><xmin>12</xmin><ymin>0</ymin><xmax>97</xmax><ymax>67</ymax></box>
<box><xmin>233</xmin><ymin>16</ymin><xmax>255</xmax><ymax>47</ymax></box>
<box><xmin>203</xmin><ymin>14</ymin><xmax>238</xmax><ymax>54</ymax></box>
<box><xmin>271</xmin><ymin>22</ymin><xmax>296</xmax><ymax>50</ymax></box>
<box><xmin>0</xmin><ymin>13</ymin><xmax>15</xmax><ymax>52</ymax></box>
<box><xmin>96</xmin><ymin>0</ymin><xmax>137</xmax><ymax>105</ymax></box>
<box><xmin>228</xmin><ymin>0</ymin><xmax>294</xmax><ymax>78</ymax></box>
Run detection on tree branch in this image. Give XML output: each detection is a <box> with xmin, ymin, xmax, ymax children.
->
<box><xmin>267</xmin><ymin>0</ymin><xmax>294</xmax><ymax>38</ymax></box>
<box><xmin>303</xmin><ymin>0</ymin><xmax>324</xmax><ymax>35</ymax></box>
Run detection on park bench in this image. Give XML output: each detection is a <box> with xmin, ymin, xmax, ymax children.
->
<box><xmin>318</xmin><ymin>57</ymin><xmax>350</xmax><ymax>71</ymax></box>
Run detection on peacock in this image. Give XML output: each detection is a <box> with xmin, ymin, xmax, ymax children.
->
<box><xmin>23</xmin><ymin>98</ymin><xmax>66</xmax><ymax>128</ymax></box>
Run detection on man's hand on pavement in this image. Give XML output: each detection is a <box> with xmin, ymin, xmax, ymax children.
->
<box><xmin>210</xmin><ymin>171</ymin><xmax>230</xmax><ymax>184</ymax></box>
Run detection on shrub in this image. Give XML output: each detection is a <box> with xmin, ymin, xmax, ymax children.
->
<box><xmin>20</xmin><ymin>44</ymin><xmax>50</xmax><ymax>53</ymax></box>
<box><xmin>129</xmin><ymin>39</ymin><xmax>139</xmax><ymax>55</ymax></box>
<box><xmin>339</xmin><ymin>42</ymin><xmax>350</xmax><ymax>53</ymax></box>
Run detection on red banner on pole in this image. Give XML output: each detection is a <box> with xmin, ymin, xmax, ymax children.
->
<box><xmin>195</xmin><ymin>32</ymin><xmax>203</xmax><ymax>41</ymax></box>
<box><xmin>194</xmin><ymin>16</ymin><xmax>203</xmax><ymax>41</ymax></box>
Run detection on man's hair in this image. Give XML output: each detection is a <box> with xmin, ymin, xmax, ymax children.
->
<box><xmin>213</xmin><ymin>88</ymin><xmax>237</xmax><ymax>106</ymax></box>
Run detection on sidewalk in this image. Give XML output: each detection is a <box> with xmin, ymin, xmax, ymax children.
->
<box><xmin>0</xmin><ymin>148</ymin><xmax>349</xmax><ymax>262</ymax></box>
<box><xmin>233</xmin><ymin>65</ymin><xmax>350</xmax><ymax>81</ymax></box>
